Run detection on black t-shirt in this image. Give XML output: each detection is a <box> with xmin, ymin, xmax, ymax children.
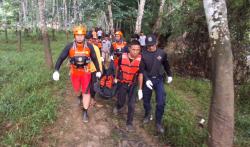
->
<box><xmin>141</xmin><ymin>48</ymin><xmax>172</xmax><ymax>80</ymax></box>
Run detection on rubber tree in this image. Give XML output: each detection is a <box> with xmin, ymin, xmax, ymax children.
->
<box><xmin>134</xmin><ymin>0</ymin><xmax>146</xmax><ymax>34</ymax></box>
<box><xmin>38</xmin><ymin>0</ymin><xmax>54</xmax><ymax>69</ymax></box>
<box><xmin>152</xmin><ymin>0</ymin><xmax>166</xmax><ymax>33</ymax></box>
<box><xmin>108</xmin><ymin>0</ymin><xmax>114</xmax><ymax>35</ymax></box>
<box><xmin>203</xmin><ymin>0</ymin><xmax>234</xmax><ymax>146</ymax></box>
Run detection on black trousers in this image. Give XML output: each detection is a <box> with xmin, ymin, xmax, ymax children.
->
<box><xmin>90</xmin><ymin>72</ymin><xmax>97</xmax><ymax>98</ymax></box>
<box><xmin>116</xmin><ymin>83</ymin><xmax>137</xmax><ymax>125</ymax></box>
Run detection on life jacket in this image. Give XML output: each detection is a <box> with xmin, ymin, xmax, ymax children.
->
<box><xmin>69</xmin><ymin>42</ymin><xmax>91</xmax><ymax>75</ymax></box>
<box><xmin>112</xmin><ymin>41</ymin><xmax>127</xmax><ymax>57</ymax></box>
<box><xmin>120</xmin><ymin>53</ymin><xmax>141</xmax><ymax>85</ymax></box>
<box><xmin>100</xmin><ymin>75</ymin><xmax>114</xmax><ymax>89</ymax></box>
<box><xmin>112</xmin><ymin>41</ymin><xmax>127</xmax><ymax>68</ymax></box>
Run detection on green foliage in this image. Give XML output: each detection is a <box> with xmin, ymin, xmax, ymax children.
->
<box><xmin>163</xmin><ymin>76</ymin><xmax>250</xmax><ymax>146</ymax></box>
<box><xmin>153</xmin><ymin>76</ymin><xmax>210</xmax><ymax>146</ymax></box>
<box><xmin>0</xmin><ymin>0</ymin><xmax>19</xmax><ymax>26</ymax></box>
<box><xmin>235</xmin><ymin>83</ymin><xmax>250</xmax><ymax>146</ymax></box>
<box><xmin>0</xmin><ymin>32</ymin><xmax>68</xmax><ymax>146</ymax></box>
<box><xmin>162</xmin><ymin>85</ymin><xmax>208</xmax><ymax>146</ymax></box>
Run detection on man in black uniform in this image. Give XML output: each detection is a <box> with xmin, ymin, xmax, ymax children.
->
<box><xmin>141</xmin><ymin>34</ymin><xmax>173</xmax><ymax>134</ymax></box>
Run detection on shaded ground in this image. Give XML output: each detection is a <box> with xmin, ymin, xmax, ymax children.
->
<box><xmin>39</xmin><ymin>85</ymin><xmax>168</xmax><ymax>147</ymax></box>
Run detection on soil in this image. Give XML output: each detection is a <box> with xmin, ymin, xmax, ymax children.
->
<box><xmin>39</xmin><ymin>85</ymin><xmax>169</xmax><ymax>147</ymax></box>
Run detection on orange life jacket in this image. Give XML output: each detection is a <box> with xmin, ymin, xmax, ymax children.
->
<box><xmin>120</xmin><ymin>53</ymin><xmax>141</xmax><ymax>85</ymax></box>
<box><xmin>112</xmin><ymin>41</ymin><xmax>127</xmax><ymax>56</ymax></box>
<box><xmin>100</xmin><ymin>75</ymin><xmax>114</xmax><ymax>89</ymax></box>
<box><xmin>69</xmin><ymin>42</ymin><xmax>91</xmax><ymax>75</ymax></box>
<box><xmin>112</xmin><ymin>41</ymin><xmax>127</xmax><ymax>68</ymax></box>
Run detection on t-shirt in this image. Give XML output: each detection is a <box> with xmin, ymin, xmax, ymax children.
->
<box><xmin>139</xmin><ymin>35</ymin><xmax>146</xmax><ymax>46</ymax></box>
<box><xmin>101</xmin><ymin>39</ymin><xmax>111</xmax><ymax>53</ymax></box>
<box><xmin>97</xmin><ymin>30</ymin><xmax>103</xmax><ymax>37</ymax></box>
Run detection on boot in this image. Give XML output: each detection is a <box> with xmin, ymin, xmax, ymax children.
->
<box><xmin>126</xmin><ymin>124</ymin><xmax>135</xmax><ymax>132</ymax></box>
<box><xmin>143</xmin><ymin>114</ymin><xmax>152</xmax><ymax>124</ymax></box>
<box><xmin>78</xmin><ymin>94</ymin><xmax>83</xmax><ymax>107</ymax></box>
<box><xmin>156</xmin><ymin>123</ymin><xmax>165</xmax><ymax>134</ymax></box>
<box><xmin>113</xmin><ymin>107</ymin><xmax>119</xmax><ymax>115</ymax></box>
<box><xmin>82</xmin><ymin>109</ymin><xmax>89</xmax><ymax>123</ymax></box>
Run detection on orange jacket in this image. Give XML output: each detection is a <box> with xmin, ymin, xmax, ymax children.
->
<box><xmin>69</xmin><ymin>43</ymin><xmax>91</xmax><ymax>75</ymax></box>
<box><xmin>112</xmin><ymin>41</ymin><xmax>127</xmax><ymax>56</ymax></box>
<box><xmin>100</xmin><ymin>75</ymin><xmax>114</xmax><ymax>89</ymax></box>
<box><xmin>120</xmin><ymin>53</ymin><xmax>141</xmax><ymax>84</ymax></box>
<box><xmin>112</xmin><ymin>41</ymin><xmax>127</xmax><ymax>68</ymax></box>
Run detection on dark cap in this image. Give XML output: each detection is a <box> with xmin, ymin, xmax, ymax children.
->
<box><xmin>145</xmin><ymin>34</ymin><xmax>157</xmax><ymax>46</ymax></box>
<box><xmin>85</xmin><ymin>33</ymin><xmax>93</xmax><ymax>39</ymax></box>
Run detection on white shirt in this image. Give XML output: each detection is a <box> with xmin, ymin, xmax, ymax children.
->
<box><xmin>101</xmin><ymin>39</ymin><xmax>111</xmax><ymax>53</ymax></box>
<box><xmin>139</xmin><ymin>35</ymin><xmax>146</xmax><ymax>46</ymax></box>
<box><xmin>97</xmin><ymin>30</ymin><xmax>103</xmax><ymax>37</ymax></box>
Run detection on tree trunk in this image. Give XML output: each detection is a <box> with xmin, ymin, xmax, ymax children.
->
<box><xmin>4</xmin><ymin>28</ymin><xmax>8</xmax><ymax>43</ymax></box>
<box><xmin>134</xmin><ymin>0</ymin><xmax>146</xmax><ymax>34</ymax></box>
<box><xmin>17</xmin><ymin>2</ymin><xmax>22</xmax><ymax>51</ymax></box>
<box><xmin>21</xmin><ymin>0</ymin><xmax>27</xmax><ymax>27</ymax></box>
<box><xmin>153</xmin><ymin>0</ymin><xmax>166</xmax><ymax>33</ymax></box>
<box><xmin>73</xmin><ymin>0</ymin><xmax>78</xmax><ymax>23</ymax></box>
<box><xmin>203</xmin><ymin>0</ymin><xmax>234</xmax><ymax>146</ymax></box>
<box><xmin>52</xmin><ymin>28</ymin><xmax>56</xmax><ymax>41</ymax></box>
<box><xmin>38</xmin><ymin>0</ymin><xmax>54</xmax><ymax>69</ymax></box>
<box><xmin>17</xmin><ymin>30</ymin><xmax>22</xmax><ymax>52</ymax></box>
<box><xmin>108</xmin><ymin>0</ymin><xmax>114</xmax><ymax>35</ymax></box>
<box><xmin>63</xmin><ymin>0</ymin><xmax>68</xmax><ymax>30</ymax></box>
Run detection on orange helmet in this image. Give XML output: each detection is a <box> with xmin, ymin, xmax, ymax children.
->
<box><xmin>115</xmin><ymin>31</ymin><xmax>123</xmax><ymax>37</ymax></box>
<box><xmin>73</xmin><ymin>25</ymin><xmax>87</xmax><ymax>35</ymax></box>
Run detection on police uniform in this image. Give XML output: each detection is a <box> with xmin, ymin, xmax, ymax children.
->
<box><xmin>141</xmin><ymin>34</ymin><xmax>172</xmax><ymax>132</ymax></box>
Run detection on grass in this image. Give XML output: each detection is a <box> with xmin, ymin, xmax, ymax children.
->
<box><xmin>0</xmin><ymin>31</ymin><xmax>69</xmax><ymax>146</ymax></box>
<box><xmin>159</xmin><ymin>76</ymin><xmax>210</xmax><ymax>146</ymax></box>
<box><xmin>235</xmin><ymin>83</ymin><xmax>250</xmax><ymax>146</ymax></box>
<box><xmin>160</xmin><ymin>76</ymin><xmax>250</xmax><ymax>146</ymax></box>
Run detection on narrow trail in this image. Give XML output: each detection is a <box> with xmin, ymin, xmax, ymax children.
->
<box><xmin>39</xmin><ymin>83</ymin><xmax>168</xmax><ymax>147</ymax></box>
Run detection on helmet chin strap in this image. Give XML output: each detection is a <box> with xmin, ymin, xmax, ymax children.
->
<box><xmin>74</xmin><ymin>39</ymin><xmax>84</xmax><ymax>44</ymax></box>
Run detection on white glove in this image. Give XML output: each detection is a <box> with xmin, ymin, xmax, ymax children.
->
<box><xmin>167</xmin><ymin>77</ymin><xmax>173</xmax><ymax>84</ymax></box>
<box><xmin>146</xmin><ymin>80</ymin><xmax>153</xmax><ymax>90</ymax></box>
<box><xmin>101</xmin><ymin>57</ymin><xmax>104</xmax><ymax>62</ymax></box>
<box><xmin>110</xmin><ymin>56</ymin><xmax>114</xmax><ymax>60</ymax></box>
<box><xmin>52</xmin><ymin>71</ymin><xmax>60</xmax><ymax>81</ymax></box>
<box><xmin>138</xmin><ymin>89</ymin><xmax>143</xmax><ymax>100</ymax></box>
<box><xmin>96</xmin><ymin>72</ymin><xmax>102</xmax><ymax>78</ymax></box>
<box><xmin>114</xmin><ymin>78</ymin><xmax>118</xmax><ymax>83</ymax></box>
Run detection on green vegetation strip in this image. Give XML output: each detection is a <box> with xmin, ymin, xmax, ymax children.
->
<box><xmin>0</xmin><ymin>33</ymin><xmax>68</xmax><ymax>146</ymax></box>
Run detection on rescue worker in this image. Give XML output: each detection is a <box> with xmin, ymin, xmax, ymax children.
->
<box><xmin>52</xmin><ymin>25</ymin><xmax>102</xmax><ymax>123</ymax></box>
<box><xmin>86</xmin><ymin>34</ymin><xmax>103</xmax><ymax>108</ymax></box>
<box><xmin>141</xmin><ymin>34</ymin><xmax>173</xmax><ymax>134</ymax></box>
<box><xmin>110</xmin><ymin>31</ymin><xmax>128</xmax><ymax>69</ymax></box>
<box><xmin>101</xmin><ymin>34</ymin><xmax>111</xmax><ymax>62</ymax></box>
<box><xmin>113</xmin><ymin>40</ymin><xmax>143</xmax><ymax>132</ymax></box>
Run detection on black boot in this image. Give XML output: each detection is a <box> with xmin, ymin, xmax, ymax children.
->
<box><xmin>143</xmin><ymin>113</ymin><xmax>152</xmax><ymax>124</ymax></box>
<box><xmin>78</xmin><ymin>94</ymin><xmax>83</xmax><ymax>107</ymax></box>
<box><xmin>156</xmin><ymin>123</ymin><xmax>165</xmax><ymax>134</ymax></box>
<box><xmin>82</xmin><ymin>109</ymin><xmax>89</xmax><ymax>123</ymax></box>
<box><xmin>126</xmin><ymin>124</ymin><xmax>135</xmax><ymax>132</ymax></box>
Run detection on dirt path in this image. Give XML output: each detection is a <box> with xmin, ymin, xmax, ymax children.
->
<box><xmin>39</xmin><ymin>85</ymin><xmax>167</xmax><ymax>147</ymax></box>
